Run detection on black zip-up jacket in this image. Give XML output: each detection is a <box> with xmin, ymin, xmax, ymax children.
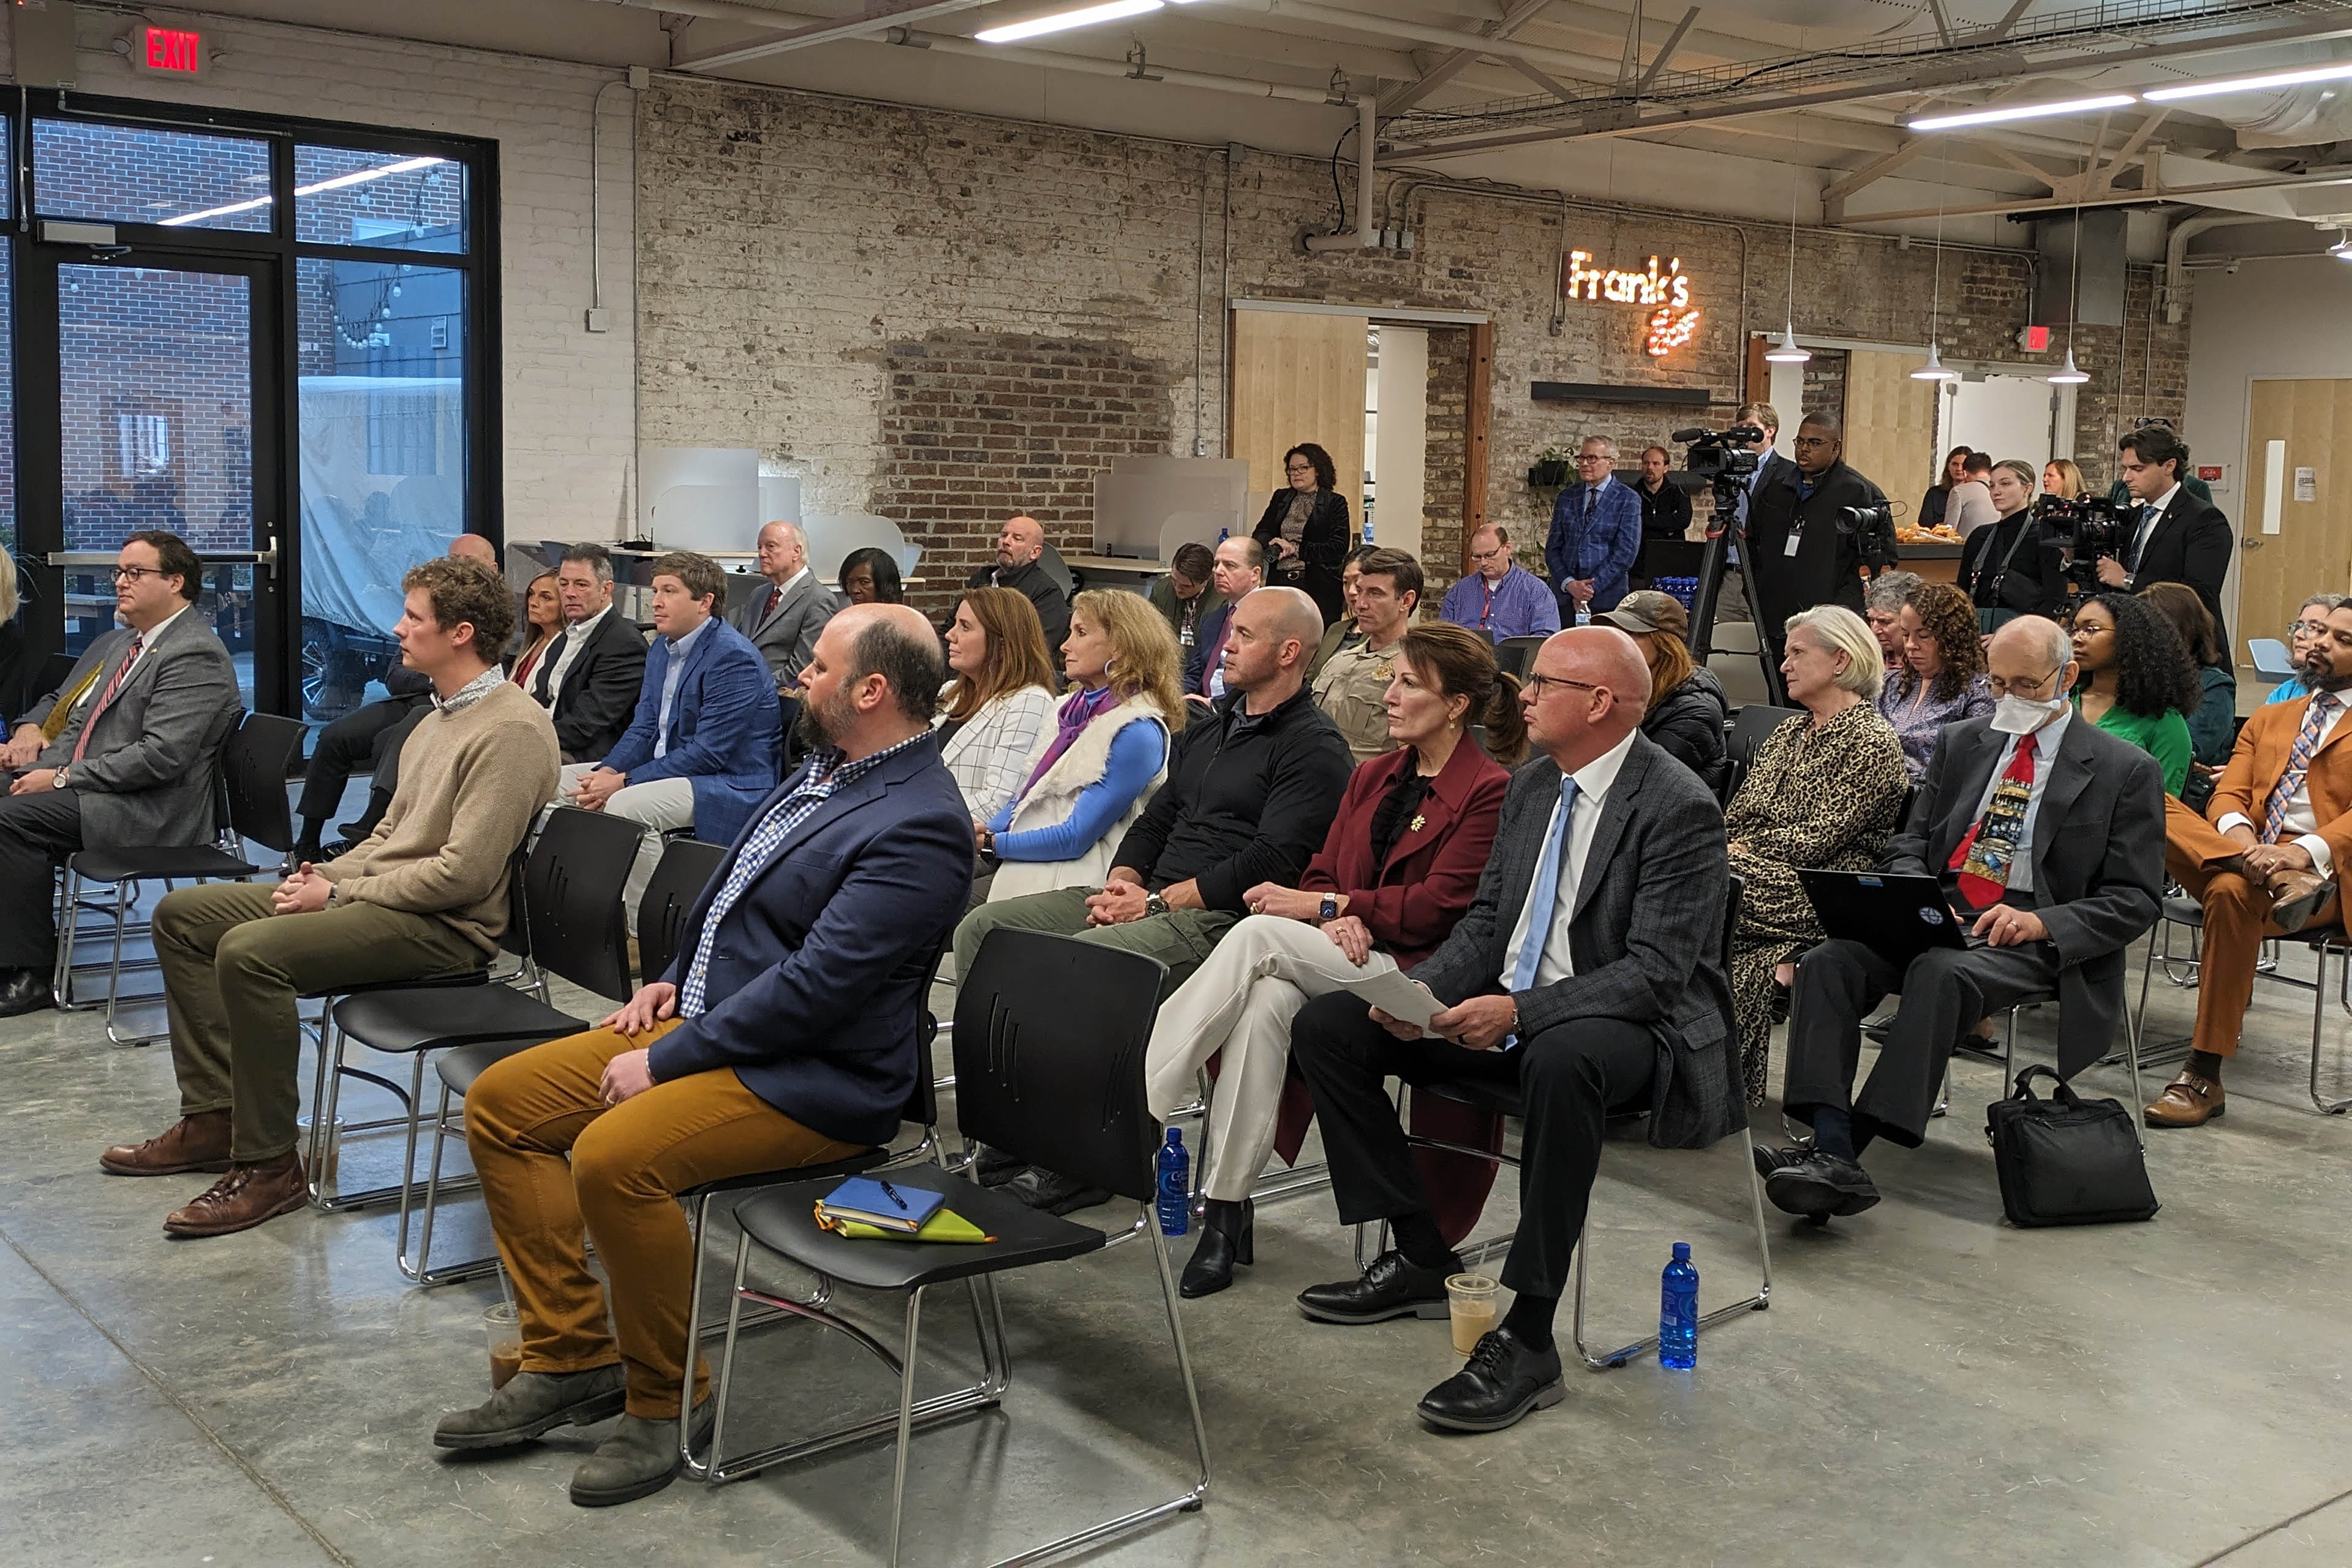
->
<box><xmin>1112</xmin><ymin>685</ymin><xmax>1354</xmax><ymax>911</ymax></box>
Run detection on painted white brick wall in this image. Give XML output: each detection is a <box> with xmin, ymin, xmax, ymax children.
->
<box><xmin>5</xmin><ymin>13</ymin><xmax>636</xmax><ymax>543</ymax></box>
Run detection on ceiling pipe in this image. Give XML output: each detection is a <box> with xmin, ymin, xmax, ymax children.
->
<box><xmin>2162</xmin><ymin>211</ymin><xmax>2276</xmax><ymax>320</ymax></box>
<box><xmin>671</xmin><ymin>0</ymin><xmax>1001</xmax><ymax>72</ymax></box>
<box><xmin>1305</xmin><ymin>92</ymin><xmax>1381</xmax><ymax>249</ymax></box>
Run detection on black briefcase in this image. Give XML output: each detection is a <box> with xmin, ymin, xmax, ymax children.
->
<box><xmin>1983</xmin><ymin>1065</ymin><xmax>2160</xmax><ymax>1227</ymax></box>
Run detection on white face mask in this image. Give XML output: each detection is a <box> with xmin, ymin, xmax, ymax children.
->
<box><xmin>1989</xmin><ymin>692</ymin><xmax>2067</xmax><ymax>735</ymax></box>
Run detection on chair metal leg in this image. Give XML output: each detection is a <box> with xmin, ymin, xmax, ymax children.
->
<box><xmin>1570</xmin><ymin>1124</ymin><xmax>1773</xmax><ymax>1373</ymax></box>
<box><xmin>396</xmin><ymin>1071</ymin><xmax>499</xmax><ymax>1286</ymax></box>
<box><xmin>885</xmin><ymin>1286</ymin><xmax>924</xmax><ymax>1568</ymax></box>
<box><xmin>2311</xmin><ymin>939</ymin><xmax>2352</xmax><ymax>1116</ymax></box>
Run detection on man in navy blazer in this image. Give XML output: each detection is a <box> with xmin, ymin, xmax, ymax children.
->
<box><xmin>554</xmin><ymin>551</ymin><xmax>781</xmax><ymax>916</ymax></box>
<box><xmin>440</xmin><ymin>602</ymin><xmax>971</xmax><ymax>1507</ymax></box>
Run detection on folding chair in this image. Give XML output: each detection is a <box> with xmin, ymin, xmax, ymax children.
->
<box><xmin>1493</xmin><ymin>635</ymin><xmax>1546</xmax><ymax>680</ymax></box>
<box><xmin>2292</xmin><ymin>922</ymin><xmax>2352</xmax><ymax>1114</ymax></box>
<box><xmin>1371</xmin><ymin>875</ymin><xmax>1771</xmax><ymax>1372</ymax></box>
<box><xmin>304</xmin><ymin>807</ymin><xmax>636</xmax><ymax>1221</ymax></box>
<box><xmin>1725</xmin><ymin>703</ymin><xmax>1803</xmax><ymax>769</ymax></box>
<box><xmin>714</xmin><ymin>932</ymin><xmax>1208</xmax><ymax>1566</ymax></box>
<box><xmin>54</xmin><ymin>710</ymin><xmax>300</xmax><ymax>1042</ymax></box>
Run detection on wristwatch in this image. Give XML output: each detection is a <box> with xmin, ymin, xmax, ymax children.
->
<box><xmin>1145</xmin><ymin>891</ymin><xmax>1171</xmax><ymax>918</ymax></box>
<box><xmin>51</xmin><ymin>766</ymin><xmax>70</xmax><ymax>790</ymax></box>
<box><xmin>1319</xmin><ymin>894</ymin><xmax>1340</xmax><ymax>922</ymax></box>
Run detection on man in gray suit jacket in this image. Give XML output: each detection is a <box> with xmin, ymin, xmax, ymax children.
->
<box><xmin>0</xmin><ymin>530</ymin><xmax>240</xmax><ymax>1015</ymax></box>
<box><xmin>731</xmin><ymin>521</ymin><xmax>834</xmax><ymax>691</ymax></box>
<box><xmin>1760</xmin><ymin>615</ymin><xmax>2163</xmax><ymax>1222</ymax></box>
<box><xmin>1289</xmin><ymin>625</ymin><xmax>1740</xmax><ymax>1436</ymax></box>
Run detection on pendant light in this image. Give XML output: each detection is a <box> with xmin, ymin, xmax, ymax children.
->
<box><xmin>1912</xmin><ymin>342</ymin><xmax>1960</xmax><ymax>382</ymax></box>
<box><xmin>2048</xmin><ymin>134</ymin><xmax>2097</xmax><ymax>389</ymax></box>
<box><xmin>1912</xmin><ymin>143</ymin><xmax>1956</xmax><ymax>381</ymax></box>
<box><xmin>1766</xmin><ymin>144</ymin><xmax>1811</xmax><ymax>364</ymax></box>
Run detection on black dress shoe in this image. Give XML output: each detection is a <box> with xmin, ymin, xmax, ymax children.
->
<box><xmin>1415</xmin><ymin>1327</ymin><xmax>1566</xmax><ymax>1434</ymax></box>
<box><xmin>1751</xmin><ymin>1142</ymin><xmax>1812</xmax><ymax>1182</ymax></box>
<box><xmin>1764</xmin><ymin>1150</ymin><xmax>1880</xmax><ymax>1219</ymax></box>
<box><xmin>1178</xmin><ymin>1200</ymin><xmax>1253</xmax><ymax>1298</ymax></box>
<box><xmin>1296</xmin><ymin>1248</ymin><xmax>1460</xmax><ymax>1325</ymax></box>
<box><xmin>0</xmin><ymin>967</ymin><xmax>55</xmax><ymax>1019</ymax></box>
<box><xmin>1004</xmin><ymin>1165</ymin><xmax>1111</xmax><ymax>1215</ymax></box>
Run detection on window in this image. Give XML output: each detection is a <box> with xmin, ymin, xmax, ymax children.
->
<box><xmin>33</xmin><ymin>119</ymin><xmax>273</xmax><ymax>231</ymax></box>
<box><xmin>295</xmin><ymin>145</ymin><xmax>466</xmax><ymax>252</ymax></box>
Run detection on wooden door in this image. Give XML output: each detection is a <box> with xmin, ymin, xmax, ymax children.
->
<box><xmin>1230</xmin><ymin>308</ymin><xmax>1369</xmax><ymax>522</ymax></box>
<box><xmin>2241</xmin><ymin>379</ymin><xmax>2352</xmax><ymax>665</ymax></box>
<box><xmin>1843</xmin><ymin>349</ymin><xmax>1940</xmax><ymax>519</ymax></box>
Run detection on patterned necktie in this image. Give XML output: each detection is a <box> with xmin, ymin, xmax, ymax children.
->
<box><xmin>764</xmin><ymin>582</ymin><xmax>783</xmax><ymax>622</ymax></box>
<box><xmin>2263</xmin><ymin>692</ymin><xmax>2339</xmax><ymax>843</ymax></box>
<box><xmin>1509</xmin><ymin>776</ymin><xmax>1583</xmax><ymax>995</ymax></box>
<box><xmin>1948</xmin><ymin>731</ymin><xmax>2040</xmax><ymax>910</ymax></box>
<box><xmin>2124</xmin><ymin>504</ymin><xmax>2154</xmax><ymax>570</ymax></box>
<box><xmin>69</xmin><ymin>635</ymin><xmax>145</xmax><ymax>765</ymax></box>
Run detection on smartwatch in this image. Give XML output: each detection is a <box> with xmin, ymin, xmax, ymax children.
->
<box><xmin>1319</xmin><ymin>894</ymin><xmax>1340</xmax><ymax>922</ymax></box>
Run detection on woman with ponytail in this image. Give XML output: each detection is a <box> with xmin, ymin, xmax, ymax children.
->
<box><xmin>1141</xmin><ymin>621</ymin><xmax>1517</xmax><ymax>1299</ymax></box>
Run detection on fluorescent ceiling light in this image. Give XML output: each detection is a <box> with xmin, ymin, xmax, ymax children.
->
<box><xmin>162</xmin><ymin>155</ymin><xmax>447</xmax><ymax>228</ymax></box>
<box><xmin>976</xmin><ymin>0</ymin><xmax>1163</xmax><ymax>43</ymax></box>
<box><xmin>2145</xmin><ymin>62</ymin><xmax>2352</xmax><ymax>102</ymax></box>
<box><xmin>1907</xmin><ymin>94</ymin><xmax>2135</xmax><ymax>132</ymax></box>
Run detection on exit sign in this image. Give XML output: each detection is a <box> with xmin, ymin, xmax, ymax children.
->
<box><xmin>132</xmin><ymin>23</ymin><xmax>206</xmax><ymax>78</ymax></box>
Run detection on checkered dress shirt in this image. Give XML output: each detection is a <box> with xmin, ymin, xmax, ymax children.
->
<box><xmin>676</xmin><ymin>731</ymin><xmax>931</xmax><ymax>1018</ymax></box>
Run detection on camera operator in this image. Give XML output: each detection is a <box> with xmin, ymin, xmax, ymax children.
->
<box><xmin>1744</xmin><ymin>409</ymin><xmax>1890</xmax><ymax>660</ymax></box>
<box><xmin>2100</xmin><ymin>424</ymin><xmax>2234</xmax><ymax>651</ymax></box>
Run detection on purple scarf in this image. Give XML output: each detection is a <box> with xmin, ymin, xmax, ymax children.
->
<box><xmin>1022</xmin><ymin>683</ymin><xmax>1120</xmax><ymax>794</ymax></box>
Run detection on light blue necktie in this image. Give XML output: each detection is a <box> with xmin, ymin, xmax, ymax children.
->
<box><xmin>1510</xmin><ymin>775</ymin><xmax>1581</xmax><ymax>995</ymax></box>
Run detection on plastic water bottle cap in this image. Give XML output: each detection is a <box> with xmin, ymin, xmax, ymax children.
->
<box><xmin>1672</xmin><ymin>1240</ymin><xmax>1691</xmax><ymax>1261</ymax></box>
<box><xmin>1164</xmin><ymin>1126</ymin><xmax>1183</xmax><ymax>1146</ymax></box>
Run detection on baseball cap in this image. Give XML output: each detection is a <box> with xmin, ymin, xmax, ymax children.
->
<box><xmin>1597</xmin><ymin>590</ymin><xmax>1689</xmax><ymax>638</ymax></box>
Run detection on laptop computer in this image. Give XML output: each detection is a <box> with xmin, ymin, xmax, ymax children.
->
<box><xmin>1799</xmin><ymin>869</ymin><xmax>1986</xmax><ymax>971</ymax></box>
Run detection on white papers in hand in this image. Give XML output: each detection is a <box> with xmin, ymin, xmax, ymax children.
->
<box><xmin>1353</xmin><ymin>970</ymin><xmax>1446</xmax><ymax>1030</ymax></box>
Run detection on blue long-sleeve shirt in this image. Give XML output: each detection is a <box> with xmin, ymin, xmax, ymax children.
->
<box><xmin>985</xmin><ymin>720</ymin><xmax>1167</xmax><ymax>861</ymax></box>
<box><xmin>1545</xmin><ymin>476</ymin><xmax>1643</xmax><ymax>615</ymax></box>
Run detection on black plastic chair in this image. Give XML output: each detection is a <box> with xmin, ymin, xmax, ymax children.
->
<box><xmin>383</xmin><ymin>829</ymin><xmax>713</xmax><ymax>1286</ymax></box>
<box><xmin>1373</xmin><ymin>875</ymin><xmax>1770</xmax><ymax>1372</ymax></box>
<box><xmin>715</xmin><ymin>932</ymin><xmax>1208</xmax><ymax>1566</ymax></box>
<box><xmin>1725</xmin><ymin>703</ymin><xmax>1804</xmax><ymax>769</ymax></box>
<box><xmin>55</xmin><ymin>710</ymin><xmax>303</xmax><ymax>1044</ymax></box>
<box><xmin>1494</xmin><ymin>635</ymin><xmax>1547</xmax><ymax>680</ymax></box>
<box><xmin>306</xmin><ymin>807</ymin><xmax>638</xmax><ymax>1246</ymax></box>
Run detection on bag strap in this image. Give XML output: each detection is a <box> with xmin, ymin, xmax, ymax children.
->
<box><xmin>2008</xmin><ymin>1063</ymin><xmax>2064</xmax><ymax>1102</ymax></box>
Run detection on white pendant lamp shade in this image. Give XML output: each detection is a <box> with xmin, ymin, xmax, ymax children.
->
<box><xmin>2048</xmin><ymin>349</ymin><xmax>2089</xmax><ymax>385</ymax></box>
<box><xmin>1763</xmin><ymin>322</ymin><xmax>1811</xmax><ymax>363</ymax></box>
<box><xmin>1910</xmin><ymin>343</ymin><xmax>1959</xmax><ymax>382</ymax></box>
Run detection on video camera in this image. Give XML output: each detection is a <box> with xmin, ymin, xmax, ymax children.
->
<box><xmin>2032</xmin><ymin>492</ymin><xmax>2132</xmax><ymax>591</ymax></box>
<box><xmin>1836</xmin><ymin>501</ymin><xmax>1900</xmax><ymax>570</ymax></box>
<box><xmin>1673</xmin><ymin>424</ymin><xmax>1764</xmax><ymax>486</ymax></box>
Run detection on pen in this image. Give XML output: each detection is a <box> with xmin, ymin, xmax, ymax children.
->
<box><xmin>879</xmin><ymin>1179</ymin><xmax>909</xmax><ymax>1210</ymax></box>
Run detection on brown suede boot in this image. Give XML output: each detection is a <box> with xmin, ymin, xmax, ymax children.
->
<box><xmin>100</xmin><ymin>1110</ymin><xmax>233</xmax><ymax>1177</ymax></box>
<box><xmin>163</xmin><ymin>1152</ymin><xmax>309</xmax><ymax>1238</ymax></box>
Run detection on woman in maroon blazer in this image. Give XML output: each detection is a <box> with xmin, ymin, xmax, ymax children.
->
<box><xmin>1144</xmin><ymin>622</ymin><xmax>1525</xmax><ymax>1297</ymax></box>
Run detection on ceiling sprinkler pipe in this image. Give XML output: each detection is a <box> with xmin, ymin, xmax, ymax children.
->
<box><xmin>1306</xmin><ymin>92</ymin><xmax>1381</xmax><ymax>251</ymax></box>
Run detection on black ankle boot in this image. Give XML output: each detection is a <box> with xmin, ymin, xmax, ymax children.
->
<box><xmin>1179</xmin><ymin>1199</ymin><xmax>1253</xmax><ymax>1298</ymax></box>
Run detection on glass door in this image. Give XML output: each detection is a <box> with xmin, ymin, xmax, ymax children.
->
<box><xmin>15</xmin><ymin>248</ymin><xmax>284</xmax><ymax>715</ymax></box>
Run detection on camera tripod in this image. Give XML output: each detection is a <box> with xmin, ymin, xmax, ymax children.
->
<box><xmin>1688</xmin><ymin>508</ymin><xmax>1790</xmax><ymax>707</ymax></box>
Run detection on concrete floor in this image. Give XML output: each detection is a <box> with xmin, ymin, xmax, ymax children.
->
<box><xmin>7</xmin><ymin>905</ymin><xmax>2352</xmax><ymax>1567</ymax></box>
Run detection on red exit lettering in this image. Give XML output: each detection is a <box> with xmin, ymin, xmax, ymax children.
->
<box><xmin>144</xmin><ymin>26</ymin><xmax>203</xmax><ymax>75</ymax></box>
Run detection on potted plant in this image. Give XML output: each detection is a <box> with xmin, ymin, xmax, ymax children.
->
<box><xmin>1528</xmin><ymin>447</ymin><xmax>1571</xmax><ymax>488</ymax></box>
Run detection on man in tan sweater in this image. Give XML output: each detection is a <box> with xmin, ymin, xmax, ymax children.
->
<box><xmin>101</xmin><ymin>556</ymin><xmax>561</xmax><ymax>1238</ymax></box>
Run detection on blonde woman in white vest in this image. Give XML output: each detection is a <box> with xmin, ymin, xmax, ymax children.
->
<box><xmin>978</xmin><ymin>589</ymin><xmax>1183</xmax><ymax>906</ymax></box>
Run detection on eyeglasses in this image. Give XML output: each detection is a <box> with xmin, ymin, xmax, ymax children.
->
<box><xmin>2291</xmin><ymin>619</ymin><xmax>2332</xmax><ymax>638</ymax></box>
<box><xmin>1790</xmin><ymin>436</ymin><xmax>1836</xmax><ymax>450</ymax></box>
<box><xmin>1985</xmin><ymin>663</ymin><xmax>2064</xmax><ymax>699</ymax></box>
<box><xmin>1573</xmin><ymin>453</ymin><xmax>1611</xmax><ymax>464</ymax></box>
<box><xmin>112</xmin><ymin>566</ymin><xmax>169</xmax><ymax>582</ymax></box>
<box><xmin>1469</xmin><ymin>546</ymin><xmax>1509</xmax><ymax>562</ymax></box>
<box><xmin>1523</xmin><ymin>672</ymin><xmax>1604</xmax><ymax>700</ymax></box>
<box><xmin>1285</xmin><ymin>462</ymin><xmax>1316</xmax><ymax>473</ymax></box>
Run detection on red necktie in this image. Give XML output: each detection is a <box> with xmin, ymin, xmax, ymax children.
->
<box><xmin>1947</xmin><ymin>731</ymin><xmax>2039</xmax><ymax>910</ymax></box>
<box><xmin>70</xmin><ymin>635</ymin><xmax>145</xmax><ymax>764</ymax></box>
<box><xmin>765</xmin><ymin>583</ymin><xmax>783</xmax><ymax>621</ymax></box>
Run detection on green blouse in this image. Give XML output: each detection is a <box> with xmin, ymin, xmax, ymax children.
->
<box><xmin>2078</xmin><ymin>699</ymin><xmax>2193</xmax><ymax>797</ymax></box>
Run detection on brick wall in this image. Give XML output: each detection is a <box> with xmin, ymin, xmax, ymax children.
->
<box><xmin>636</xmin><ymin>78</ymin><xmax>2188</xmax><ymax>607</ymax></box>
<box><xmin>875</xmin><ymin>331</ymin><xmax>1173</xmax><ymax>599</ymax></box>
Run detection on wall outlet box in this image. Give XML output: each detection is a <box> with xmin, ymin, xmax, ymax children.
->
<box><xmin>584</xmin><ymin>307</ymin><xmax>612</xmax><ymax>333</ymax></box>
<box><xmin>628</xmin><ymin>65</ymin><xmax>650</xmax><ymax>89</ymax></box>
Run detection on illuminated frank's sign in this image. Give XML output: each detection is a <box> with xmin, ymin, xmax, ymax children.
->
<box><xmin>1563</xmin><ymin>250</ymin><xmax>1702</xmax><ymax>357</ymax></box>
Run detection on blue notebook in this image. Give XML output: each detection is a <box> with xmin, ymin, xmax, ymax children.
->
<box><xmin>817</xmin><ymin>1177</ymin><xmax>946</xmax><ymax>1234</ymax></box>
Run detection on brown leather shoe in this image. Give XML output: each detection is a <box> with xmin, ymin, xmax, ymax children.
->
<box><xmin>2145</xmin><ymin>1069</ymin><xmax>2225</xmax><ymax>1129</ymax></box>
<box><xmin>100</xmin><ymin>1110</ymin><xmax>232</xmax><ymax>1177</ymax></box>
<box><xmin>2266</xmin><ymin>869</ymin><xmax>2335</xmax><ymax>933</ymax></box>
<box><xmin>163</xmin><ymin>1152</ymin><xmax>309</xmax><ymax>1238</ymax></box>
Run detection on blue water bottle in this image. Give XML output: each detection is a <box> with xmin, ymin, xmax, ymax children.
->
<box><xmin>1156</xmin><ymin>1128</ymin><xmax>1191</xmax><ymax>1237</ymax></box>
<box><xmin>1659</xmin><ymin>1241</ymin><xmax>1698</xmax><ymax>1370</ymax></box>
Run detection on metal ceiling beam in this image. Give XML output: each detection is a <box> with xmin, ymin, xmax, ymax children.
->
<box><xmin>1200</xmin><ymin>0</ymin><xmax>1614</xmax><ymax>83</ymax></box>
<box><xmin>1636</xmin><ymin>7</ymin><xmax>1702</xmax><ymax>95</ymax></box>
<box><xmin>1504</xmin><ymin>55</ymin><xmax>1582</xmax><ymax>104</ymax></box>
<box><xmin>1380</xmin><ymin>11</ymin><xmax>2352</xmax><ymax>158</ymax></box>
<box><xmin>1819</xmin><ymin>138</ymin><xmax>1929</xmax><ymax>223</ymax></box>
<box><xmin>1379</xmin><ymin>0</ymin><xmax>1559</xmax><ymax>115</ymax></box>
<box><xmin>672</xmin><ymin>0</ymin><xmax>1000</xmax><ymax>72</ymax></box>
<box><xmin>1842</xmin><ymin>165</ymin><xmax>2352</xmax><ymax>224</ymax></box>
<box><xmin>1978</xmin><ymin>0</ymin><xmax>2035</xmax><ymax>45</ymax></box>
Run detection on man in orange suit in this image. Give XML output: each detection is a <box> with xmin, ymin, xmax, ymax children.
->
<box><xmin>2149</xmin><ymin>600</ymin><xmax>2352</xmax><ymax>1128</ymax></box>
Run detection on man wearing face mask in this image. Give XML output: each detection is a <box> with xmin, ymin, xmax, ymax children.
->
<box><xmin>1754</xmin><ymin>616</ymin><xmax>2164</xmax><ymax>1220</ymax></box>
